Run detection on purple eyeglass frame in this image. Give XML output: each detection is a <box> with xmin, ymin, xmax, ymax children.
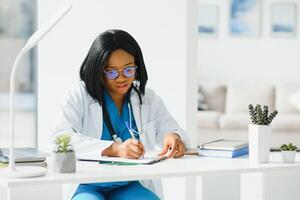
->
<box><xmin>103</xmin><ymin>66</ymin><xmax>137</xmax><ymax>80</ymax></box>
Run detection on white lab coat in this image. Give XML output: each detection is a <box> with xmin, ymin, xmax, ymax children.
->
<box><xmin>52</xmin><ymin>81</ymin><xmax>189</xmax><ymax>200</ymax></box>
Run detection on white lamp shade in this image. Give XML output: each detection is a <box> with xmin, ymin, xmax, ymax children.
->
<box><xmin>24</xmin><ymin>4</ymin><xmax>72</xmax><ymax>52</ymax></box>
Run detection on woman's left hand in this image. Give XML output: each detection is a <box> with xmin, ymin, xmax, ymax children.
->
<box><xmin>158</xmin><ymin>133</ymin><xmax>185</xmax><ymax>158</ymax></box>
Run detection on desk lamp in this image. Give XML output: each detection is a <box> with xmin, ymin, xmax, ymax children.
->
<box><xmin>1</xmin><ymin>3</ymin><xmax>72</xmax><ymax>178</ymax></box>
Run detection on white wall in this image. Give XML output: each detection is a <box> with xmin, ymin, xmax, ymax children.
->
<box><xmin>198</xmin><ymin>0</ymin><xmax>300</xmax><ymax>84</ymax></box>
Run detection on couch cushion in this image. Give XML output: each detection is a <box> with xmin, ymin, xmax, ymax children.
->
<box><xmin>197</xmin><ymin>111</ymin><xmax>221</xmax><ymax>129</ymax></box>
<box><xmin>219</xmin><ymin>113</ymin><xmax>250</xmax><ymax>129</ymax></box>
<box><xmin>271</xmin><ymin>114</ymin><xmax>300</xmax><ymax>131</ymax></box>
<box><xmin>226</xmin><ymin>84</ymin><xmax>274</xmax><ymax>113</ymax></box>
<box><xmin>276</xmin><ymin>84</ymin><xmax>300</xmax><ymax>113</ymax></box>
<box><xmin>199</xmin><ymin>83</ymin><xmax>226</xmax><ymax>112</ymax></box>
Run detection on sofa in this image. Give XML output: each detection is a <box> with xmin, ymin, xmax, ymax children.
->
<box><xmin>197</xmin><ymin>83</ymin><xmax>300</xmax><ymax>148</ymax></box>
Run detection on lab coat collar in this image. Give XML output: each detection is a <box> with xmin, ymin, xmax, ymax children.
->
<box><xmin>88</xmin><ymin>90</ymin><xmax>149</xmax><ymax>142</ymax></box>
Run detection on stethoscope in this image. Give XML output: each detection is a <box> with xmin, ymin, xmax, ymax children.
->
<box><xmin>102</xmin><ymin>85</ymin><xmax>143</xmax><ymax>143</ymax></box>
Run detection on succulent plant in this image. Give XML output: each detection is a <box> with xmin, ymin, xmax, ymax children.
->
<box><xmin>280</xmin><ymin>143</ymin><xmax>297</xmax><ymax>151</ymax></box>
<box><xmin>248</xmin><ymin>104</ymin><xmax>278</xmax><ymax>125</ymax></box>
<box><xmin>53</xmin><ymin>134</ymin><xmax>74</xmax><ymax>153</ymax></box>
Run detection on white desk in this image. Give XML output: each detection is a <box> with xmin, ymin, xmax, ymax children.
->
<box><xmin>0</xmin><ymin>153</ymin><xmax>300</xmax><ymax>200</ymax></box>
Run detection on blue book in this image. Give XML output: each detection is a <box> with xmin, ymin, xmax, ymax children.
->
<box><xmin>198</xmin><ymin>147</ymin><xmax>249</xmax><ymax>158</ymax></box>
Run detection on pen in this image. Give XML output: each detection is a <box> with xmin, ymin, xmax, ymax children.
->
<box><xmin>125</xmin><ymin>121</ymin><xmax>144</xmax><ymax>159</ymax></box>
<box><xmin>126</xmin><ymin>121</ymin><xmax>136</xmax><ymax>139</ymax></box>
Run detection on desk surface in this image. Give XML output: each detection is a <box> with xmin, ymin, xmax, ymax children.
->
<box><xmin>0</xmin><ymin>153</ymin><xmax>300</xmax><ymax>188</ymax></box>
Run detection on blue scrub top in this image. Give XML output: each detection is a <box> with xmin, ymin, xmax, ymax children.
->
<box><xmin>86</xmin><ymin>89</ymin><xmax>139</xmax><ymax>190</ymax></box>
<box><xmin>101</xmin><ymin>89</ymin><xmax>139</xmax><ymax>142</ymax></box>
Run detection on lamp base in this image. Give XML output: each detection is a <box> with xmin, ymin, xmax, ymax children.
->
<box><xmin>0</xmin><ymin>166</ymin><xmax>47</xmax><ymax>178</ymax></box>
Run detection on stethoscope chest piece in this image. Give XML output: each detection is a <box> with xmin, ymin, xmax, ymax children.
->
<box><xmin>113</xmin><ymin>135</ymin><xmax>122</xmax><ymax>143</ymax></box>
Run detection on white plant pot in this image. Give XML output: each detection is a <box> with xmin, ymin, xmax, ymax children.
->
<box><xmin>248</xmin><ymin>124</ymin><xmax>271</xmax><ymax>163</ymax></box>
<box><xmin>53</xmin><ymin>151</ymin><xmax>76</xmax><ymax>173</ymax></box>
<box><xmin>281</xmin><ymin>150</ymin><xmax>296</xmax><ymax>163</ymax></box>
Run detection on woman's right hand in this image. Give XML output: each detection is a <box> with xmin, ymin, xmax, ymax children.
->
<box><xmin>116</xmin><ymin>139</ymin><xmax>145</xmax><ymax>159</ymax></box>
<box><xmin>102</xmin><ymin>139</ymin><xmax>145</xmax><ymax>159</ymax></box>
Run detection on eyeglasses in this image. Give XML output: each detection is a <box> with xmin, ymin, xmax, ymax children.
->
<box><xmin>103</xmin><ymin>66</ymin><xmax>137</xmax><ymax>80</ymax></box>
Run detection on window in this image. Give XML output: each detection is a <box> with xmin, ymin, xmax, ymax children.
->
<box><xmin>0</xmin><ymin>0</ymin><xmax>37</xmax><ymax>147</ymax></box>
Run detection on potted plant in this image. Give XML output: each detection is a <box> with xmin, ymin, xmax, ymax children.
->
<box><xmin>280</xmin><ymin>143</ymin><xmax>297</xmax><ymax>163</ymax></box>
<box><xmin>248</xmin><ymin>104</ymin><xmax>278</xmax><ymax>163</ymax></box>
<box><xmin>53</xmin><ymin>134</ymin><xmax>76</xmax><ymax>173</ymax></box>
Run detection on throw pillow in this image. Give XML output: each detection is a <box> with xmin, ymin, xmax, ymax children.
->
<box><xmin>275</xmin><ymin>84</ymin><xmax>300</xmax><ymax>113</ymax></box>
<box><xmin>289</xmin><ymin>89</ymin><xmax>300</xmax><ymax>112</ymax></box>
<box><xmin>226</xmin><ymin>84</ymin><xmax>274</xmax><ymax>113</ymax></box>
<box><xmin>199</xmin><ymin>83</ymin><xmax>226</xmax><ymax>112</ymax></box>
<box><xmin>198</xmin><ymin>85</ymin><xmax>209</xmax><ymax>111</ymax></box>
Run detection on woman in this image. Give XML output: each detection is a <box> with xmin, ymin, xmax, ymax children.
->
<box><xmin>53</xmin><ymin>29</ymin><xmax>189</xmax><ymax>200</ymax></box>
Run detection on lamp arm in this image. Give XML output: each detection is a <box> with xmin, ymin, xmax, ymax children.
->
<box><xmin>3</xmin><ymin>3</ymin><xmax>72</xmax><ymax>177</ymax></box>
<box><xmin>7</xmin><ymin>3</ymin><xmax>71</xmax><ymax>171</ymax></box>
<box><xmin>8</xmin><ymin>47</ymin><xmax>30</xmax><ymax>171</ymax></box>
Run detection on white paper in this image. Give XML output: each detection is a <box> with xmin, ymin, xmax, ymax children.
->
<box><xmin>77</xmin><ymin>151</ymin><xmax>166</xmax><ymax>164</ymax></box>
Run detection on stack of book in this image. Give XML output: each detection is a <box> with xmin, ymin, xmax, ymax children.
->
<box><xmin>0</xmin><ymin>147</ymin><xmax>48</xmax><ymax>168</ymax></box>
<box><xmin>198</xmin><ymin>139</ymin><xmax>249</xmax><ymax>158</ymax></box>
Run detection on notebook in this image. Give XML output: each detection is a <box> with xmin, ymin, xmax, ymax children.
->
<box><xmin>0</xmin><ymin>161</ymin><xmax>47</xmax><ymax>168</ymax></box>
<box><xmin>77</xmin><ymin>152</ymin><xmax>167</xmax><ymax>165</ymax></box>
<box><xmin>199</xmin><ymin>139</ymin><xmax>248</xmax><ymax>151</ymax></box>
<box><xmin>0</xmin><ymin>148</ymin><xmax>47</xmax><ymax>163</ymax></box>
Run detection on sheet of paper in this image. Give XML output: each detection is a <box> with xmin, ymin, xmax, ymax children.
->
<box><xmin>77</xmin><ymin>151</ymin><xmax>166</xmax><ymax>164</ymax></box>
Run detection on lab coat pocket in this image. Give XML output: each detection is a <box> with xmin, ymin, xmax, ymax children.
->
<box><xmin>145</xmin><ymin>120</ymin><xmax>157</xmax><ymax>147</ymax></box>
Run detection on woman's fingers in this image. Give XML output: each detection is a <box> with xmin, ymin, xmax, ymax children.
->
<box><xmin>174</xmin><ymin>142</ymin><xmax>185</xmax><ymax>158</ymax></box>
<box><xmin>166</xmin><ymin>139</ymin><xmax>179</xmax><ymax>158</ymax></box>
<box><xmin>130</xmin><ymin>139</ymin><xmax>145</xmax><ymax>151</ymax></box>
<box><xmin>126</xmin><ymin>139</ymin><xmax>144</xmax><ymax>158</ymax></box>
<box><xmin>167</xmin><ymin>139</ymin><xmax>185</xmax><ymax>158</ymax></box>
<box><xmin>158</xmin><ymin>144</ymin><xmax>169</xmax><ymax>156</ymax></box>
<box><xmin>130</xmin><ymin>143</ymin><xmax>143</xmax><ymax>154</ymax></box>
<box><xmin>128</xmin><ymin>148</ymin><xmax>142</xmax><ymax>159</ymax></box>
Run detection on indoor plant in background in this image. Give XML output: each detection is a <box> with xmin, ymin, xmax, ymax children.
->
<box><xmin>53</xmin><ymin>134</ymin><xmax>76</xmax><ymax>173</ymax></box>
<box><xmin>280</xmin><ymin>143</ymin><xmax>297</xmax><ymax>163</ymax></box>
<box><xmin>248</xmin><ymin>104</ymin><xmax>278</xmax><ymax>163</ymax></box>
